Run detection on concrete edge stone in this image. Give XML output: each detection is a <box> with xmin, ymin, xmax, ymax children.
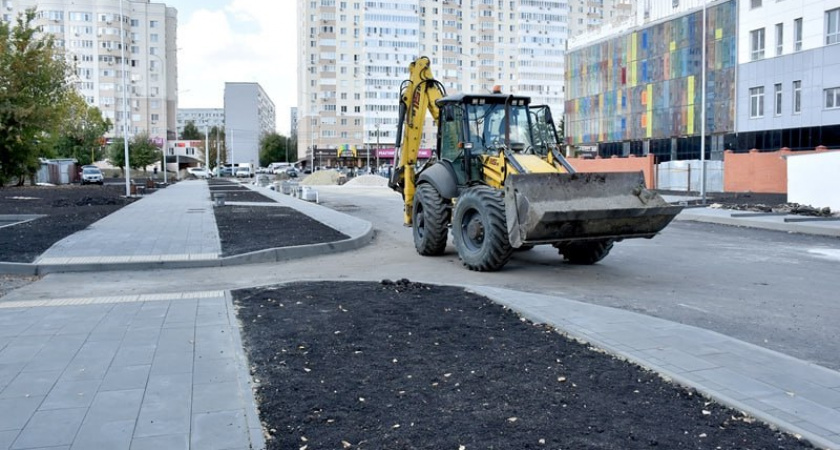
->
<box><xmin>676</xmin><ymin>212</ymin><xmax>840</xmax><ymax>238</ymax></box>
<box><xmin>223</xmin><ymin>290</ymin><xmax>267</xmax><ymax>450</ymax></box>
<box><xmin>0</xmin><ymin>221</ymin><xmax>374</xmax><ymax>275</ymax></box>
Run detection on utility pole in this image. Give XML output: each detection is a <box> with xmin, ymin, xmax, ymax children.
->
<box><xmin>119</xmin><ymin>0</ymin><xmax>131</xmax><ymax>196</ymax></box>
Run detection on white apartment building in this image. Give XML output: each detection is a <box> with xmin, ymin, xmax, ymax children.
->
<box><xmin>176</xmin><ymin>108</ymin><xmax>225</xmax><ymax>138</ymax></box>
<box><xmin>223</xmin><ymin>82</ymin><xmax>276</xmax><ymax>167</ymax></box>
<box><xmin>567</xmin><ymin>0</ymin><xmax>633</xmax><ymax>38</ymax></box>
<box><xmin>297</xmin><ymin>0</ymin><xmax>570</xmax><ymax>168</ymax></box>
<box><xmin>3</xmin><ymin>0</ymin><xmax>178</xmax><ymax>144</ymax></box>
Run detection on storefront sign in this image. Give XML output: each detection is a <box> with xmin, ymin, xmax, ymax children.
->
<box><xmin>376</xmin><ymin>148</ymin><xmax>432</xmax><ymax>158</ymax></box>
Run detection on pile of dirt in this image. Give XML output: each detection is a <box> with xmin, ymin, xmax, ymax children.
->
<box><xmin>234</xmin><ymin>280</ymin><xmax>814</xmax><ymax>450</ymax></box>
<box><xmin>0</xmin><ymin>185</ymin><xmax>137</xmax><ymax>263</ymax></box>
<box><xmin>710</xmin><ymin>202</ymin><xmax>833</xmax><ymax>216</ymax></box>
<box><xmin>343</xmin><ymin>174</ymin><xmax>389</xmax><ymax>187</ymax></box>
<box><xmin>300</xmin><ymin>170</ymin><xmax>340</xmax><ymax>186</ymax></box>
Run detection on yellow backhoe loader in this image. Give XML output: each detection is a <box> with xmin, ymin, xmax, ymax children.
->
<box><xmin>389</xmin><ymin>57</ymin><xmax>683</xmax><ymax>271</ymax></box>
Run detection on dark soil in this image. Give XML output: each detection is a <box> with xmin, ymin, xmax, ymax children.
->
<box><xmin>0</xmin><ymin>185</ymin><xmax>137</xmax><ymax>262</ymax></box>
<box><xmin>214</xmin><ymin>205</ymin><xmax>348</xmax><ymax>256</ymax></box>
<box><xmin>234</xmin><ymin>280</ymin><xmax>814</xmax><ymax>450</ymax></box>
<box><xmin>214</xmin><ymin>190</ymin><xmax>277</xmax><ymax>203</ymax></box>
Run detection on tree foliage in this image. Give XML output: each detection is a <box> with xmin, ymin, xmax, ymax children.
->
<box><xmin>181</xmin><ymin>121</ymin><xmax>201</xmax><ymax>140</ymax></box>
<box><xmin>259</xmin><ymin>132</ymin><xmax>295</xmax><ymax>167</ymax></box>
<box><xmin>0</xmin><ymin>10</ymin><xmax>76</xmax><ymax>186</ymax></box>
<box><xmin>206</xmin><ymin>125</ymin><xmax>226</xmax><ymax>169</ymax></box>
<box><xmin>53</xmin><ymin>93</ymin><xmax>112</xmax><ymax>165</ymax></box>
<box><xmin>107</xmin><ymin>133</ymin><xmax>161</xmax><ymax>174</ymax></box>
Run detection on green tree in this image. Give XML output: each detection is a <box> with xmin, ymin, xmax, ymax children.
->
<box><xmin>53</xmin><ymin>93</ymin><xmax>112</xmax><ymax>165</ymax></box>
<box><xmin>259</xmin><ymin>132</ymin><xmax>294</xmax><ymax>167</ymax></box>
<box><xmin>0</xmin><ymin>10</ymin><xmax>76</xmax><ymax>186</ymax></box>
<box><xmin>206</xmin><ymin>126</ymin><xmax>226</xmax><ymax>169</ymax></box>
<box><xmin>181</xmin><ymin>121</ymin><xmax>201</xmax><ymax>140</ymax></box>
<box><xmin>107</xmin><ymin>133</ymin><xmax>161</xmax><ymax>174</ymax></box>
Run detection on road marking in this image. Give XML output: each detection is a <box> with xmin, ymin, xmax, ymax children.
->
<box><xmin>0</xmin><ymin>290</ymin><xmax>226</xmax><ymax>309</ymax></box>
<box><xmin>808</xmin><ymin>248</ymin><xmax>840</xmax><ymax>262</ymax></box>
<box><xmin>678</xmin><ymin>303</ymin><xmax>709</xmax><ymax>313</ymax></box>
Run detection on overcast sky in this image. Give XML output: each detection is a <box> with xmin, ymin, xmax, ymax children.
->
<box><xmin>166</xmin><ymin>0</ymin><xmax>298</xmax><ymax>135</ymax></box>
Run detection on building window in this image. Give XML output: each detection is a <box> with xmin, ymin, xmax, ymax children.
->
<box><xmin>825</xmin><ymin>87</ymin><xmax>840</xmax><ymax>109</ymax></box>
<box><xmin>749</xmin><ymin>86</ymin><xmax>764</xmax><ymax>118</ymax></box>
<box><xmin>750</xmin><ymin>0</ymin><xmax>761</xmax><ymax>8</ymax></box>
<box><xmin>775</xmin><ymin>23</ymin><xmax>783</xmax><ymax>56</ymax></box>
<box><xmin>750</xmin><ymin>28</ymin><xmax>765</xmax><ymax>60</ymax></box>
<box><xmin>774</xmin><ymin>84</ymin><xmax>782</xmax><ymax>115</ymax></box>
<box><xmin>794</xmin><ymin>18</ymin><xmax>802</xmax><ymax>51</ymax></box>
<box><xmin>827</xmin><ymin>8</ymin><xmax>840</xmax><ymax>45</ymax></box>
<box><xmin>793</xmin><ymin>80</ymin><xmax>802</xmax><ymax>114</ymax></box>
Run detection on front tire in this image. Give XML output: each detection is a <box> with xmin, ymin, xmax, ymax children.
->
<box><xmin>555</xmin><ymin>240</ymin><xmax>614</xmax><ymax>265</ymax></box>
<box><xmin>412</xmin><ymin>183</ymin><xmax>449</xmax><ymax>256</ymax></box>
<box><xmin>452</xmin><ymin>186</ymin><xmax>512</xmax><ymax>271</ymax></box>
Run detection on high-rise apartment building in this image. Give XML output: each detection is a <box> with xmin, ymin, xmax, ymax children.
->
<box><xmin>297</xmin><ymin>0</ymin><xmax>569</xmax><ymax>168</ymax></box>
<box><xmin>223</xmin><ymin>82</ymin><xmax>276</xmax><ymax>167</ymax></box>
<box><xmin>3</xmin><ymin>0</ymin><xmax>178</xmax><ymax>144</ymax></box>
<box><xmin>176</xmin><ymin>108</ymin><xmax>225</xmax><ymax>139</ymax></box>
<box><xmin>567</xmin><ymin>0</ymin><xmax>634</xmax><ymax>38</ymax></box>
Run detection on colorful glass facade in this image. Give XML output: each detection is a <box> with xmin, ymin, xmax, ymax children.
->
<box><xmin>565</xmin><ymin>0</ymin><xmax>737</xmax><ymax>146</ymax></box>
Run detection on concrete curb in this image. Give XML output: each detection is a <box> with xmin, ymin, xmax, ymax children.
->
<box><xmin>676</xmin><ymin>208</ymin><xmax>840</xmax><ymax>238</ymax></box>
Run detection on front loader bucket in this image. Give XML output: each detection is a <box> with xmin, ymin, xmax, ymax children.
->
<box><xmin>504</xmin><ymin>172</ymin><xmax>684</xmax><ymax>248</ymax></box>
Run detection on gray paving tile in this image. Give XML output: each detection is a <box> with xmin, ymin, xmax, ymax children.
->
<box><xmin>71</xmin><ymin>418</ymin><xmax>134</xmax><ymax>450</ymax></box>
<box><xmin>787</xmin><ymin>419</ymin><xmax>837</xmax><ymax>439</ymax></box>
<box><xmin>192</xmin><ymin>381</ymin><xmax>242</xmax><ymax>413</ymax></box>
<box><xmin>758</xmin><ymin>392</ymin><xmax>840</xmax><ymax>434</ymax></box>
<box><xmin>112</xmin><ymin>345</ymin><xmax>157</xmax><ymax>367</ymax></box>
<box><xmin>0</xmin><ymin>370</ymin><xmax>61</xmax><ymax>399</ymax></box>
<box><xmin>100</xmin><ymin>365</ymin><xmax>151</xmax><ymax>392</ymax></box>
<box><xmin>134</xmin><ymin>401</ymin><xmax>191</xmax><ymax>438</ymax></box>
<box><xmin>691</xmin><ymin>367</ymin><xmax>782</xmax><ymax>399</ymax></box>
<box><xmin>0</xmin><ymin>396</ymin><xmax>45</xmax><ymax>431</ymax></box>
<box><xmin>129</xmin><ymin>433</ymin><xmax>188</xmax><ymax>450</ymax></box>
<box><xmin>11</xmin><ymin>407</ymin><xmax>86</xmax><ymax>449</ymax></box>
<box><xmin>190</xmin><ymin>410</ymin><xmax>248</xmax><ymax>450</ymax></box>
<box><xmin>156</xmin><ymin>328</ymin><xmax>195</xmax><ymax>354</ymax></box>
<box><xmin>85</xmin><ymin>389</ymin><xmax>145</xmax><ymax>423</ymax></box>
<box><xmin>122</xmin><ymin>328</ymin><xmax>162</xmax><ymax>344</ymax></box>
<box><xmin>0</xmin><ymin>363</ymin><xmax>25</xmax><ymax>392</ymax></box>
<box><xmin>639</xmin><ymin>347</ymin><xmax>720</xmax><ymax>373</ymax></box>
<box><xmin>193</xmin><ymin>358</ymin><xmax>239</xmax><ymax>385</ymax></box>
<box><xmin>39</xmin><ymin>379</ymin><xmax>101</xmax><ymax>410</ymax></box>
<box><xmin>149</xmin><ymin>351</ymin><xmax>193</xmax><ymax>376</ymax></box>
<box><xmin>0</xmin><ymin>343</ymin><xmax>45</xmax><ymax>365</ymax></box>
<box><xmin>0</xmin><ymin>430</ymin><xmax>19</xmax><ymax>450</ymax></box>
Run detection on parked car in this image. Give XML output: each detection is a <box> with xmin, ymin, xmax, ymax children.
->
<box><xmin>80</xmin><ymin>166</ymin><xmax>104</xmax><ymax>185</ymax></box>
<box><xmin>234</xmin><ymin>167</ymin><xmax>252</xmax><ymax>178</ymax></box>
<box><xmin>215</xmin><ymin>166</ymin><xmax>234</xmax><ymax>177</ymax></box>
<box><xmin>285</xmin><ymin>167</ymin><xmax>298</xmax><ymax>178</ymax></box>
<box><xmin>187</xmin><ymin>167</ymin><xmax>212</xmax><ymax>179</ymax></box>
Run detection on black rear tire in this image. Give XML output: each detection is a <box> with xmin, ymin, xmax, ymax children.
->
<box><xmin>452</xmin><ymin>186</ymin><xmax>512</xmax><ymax>271</ymax></box>
<box><xmin>412</xmin><ymin>183</ymin><xmax>449</xmax><ymax>256</ymax></box>
<box><xmin>555</xmin><ymin>240</ymin><xmax>614</xmax><ymax>265</ymax></box>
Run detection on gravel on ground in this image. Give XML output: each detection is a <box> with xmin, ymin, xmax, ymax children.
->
<box><xmin>344</xmin><ymin>175</ymin><xmax>389</xmax><ymax>187</ymax></box>
<box><xmin>234</xmin><ymin>280</ymin><xmax>815</xmax><ymax>450</ymax></box>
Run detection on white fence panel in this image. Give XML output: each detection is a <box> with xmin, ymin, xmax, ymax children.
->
<box><xmin>787</xmin><ymin>152</ymin><xmax>840</xmax><ymax>210</ymax></box>
<box><xmin>656</xmin><ymin>160</ymin><xmax>723</xmax><ymax>192</ymax></box>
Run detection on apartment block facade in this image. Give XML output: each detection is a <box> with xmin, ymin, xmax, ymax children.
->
<box><xmin>565</xmin><ymin>0</ymin><xmax>839</xmax><ymax>160</ymax></box>
<box><xmin>297</xmin><ymin>0</ymin><xmax>569</xmax><ymax>168</ymax></box>
<box><xmin>176</xmin><ymin>108</ymin><xmax>225</xmax><ymax>139</ymax></box>
<box><xmin>223</xmin><ymin>82</ymin><xmax>276</xmax><ymax>167</ymax></box>
<box><xmin>3</xmin><ymin>0</ymin><xmax>178</xmax><ymax>145</ymax></box>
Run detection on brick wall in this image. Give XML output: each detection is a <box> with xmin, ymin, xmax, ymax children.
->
<box><xmin>566</xmin><ymin>154</ymin><xmax>656</xmax><ymax>189</ymax></box>
<box><xmin>723</xmin><ymin>147</ymin><xmax>831</xmax><ymax>194</ymax></box>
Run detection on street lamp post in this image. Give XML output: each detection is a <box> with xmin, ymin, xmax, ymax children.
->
<box><xmin>119</xmin><ymin>0</ymin><xmax>131</xmax><ymax>196</ymax></box>
<box><xmin>203</xmin><ymin>121</ymin><xmax>209</xmax><ymax>169</ymax></box>
<box><xmin>700</xmin><ymin>0</ymin><xmax>708</xmax><ymax>204</ymax></box>
<box><xmin>375</xmin><ymin>122</ymin><xmax>380</xmax><ymax>171</ymax></box>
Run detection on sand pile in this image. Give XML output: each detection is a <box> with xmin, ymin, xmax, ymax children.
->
<box><xmin>343</xmin><ymin>175</ymin><xmax>389</xmax><ymax>187</ymax></box>
<box><xmin>300</xmin><ymin>170</ymin><xmax>340</xmax><ymax>185</ymax></box>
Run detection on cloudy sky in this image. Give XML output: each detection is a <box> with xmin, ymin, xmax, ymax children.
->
<box><xmin>165</xmin><ymin>1</ymin><xmax>298</xmax><ymax>135</ymax></box>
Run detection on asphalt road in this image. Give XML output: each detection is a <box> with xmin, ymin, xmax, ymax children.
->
<box><xmin>11</xmin><ymin>185</ymin><xmax>840</xmax><ymax>371</ymax></box>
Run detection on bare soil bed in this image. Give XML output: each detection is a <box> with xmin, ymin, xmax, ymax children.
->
<box><xmin>234</xmin><ymin>280</ymin><xmax>814</xmax><ymax>450</ymax></box>
<box><xmin>0</xmin><ymin>184</ymin><xmax>136</xmax><ymax>263</ymax></box>
<box><xmin>214</xmin><ymin>205</ymin><xmax>348</xmax><ymax>256</ymax></box>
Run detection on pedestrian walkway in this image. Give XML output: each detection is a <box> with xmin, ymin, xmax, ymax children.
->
<box><xmin>36</xmin><ymin>181</ymin><xmax>221</xmax><ymax>265</ymax></box>
<box><xmin>0</xmin><ymin>291</ymin><xmax>263</xmax><ymax>450</ymax></box>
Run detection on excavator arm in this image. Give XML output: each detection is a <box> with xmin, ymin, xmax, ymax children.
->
<box><xmin>390</xmin><ymin>56</ymin><xmax>446</xmax><ymax>226</ymax></box>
